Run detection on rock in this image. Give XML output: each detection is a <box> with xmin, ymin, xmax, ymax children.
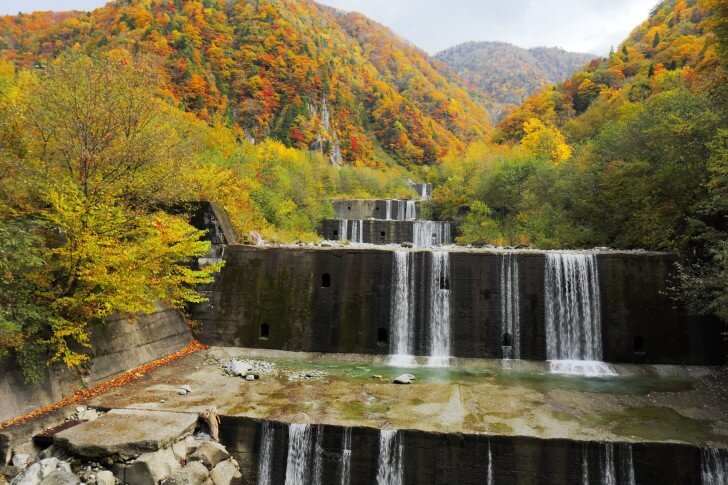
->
<box><xmin>9</xmin><ymin>458</ymin><xmax>71</xmax><ymax>485</ymax></box>
<box><xmin>210</xmin><ymin>459</ymin><xmax>242</xmax><ymax>485</ymax></box>
<box><xmin>189</xmin><ymin>442</ymin><xmax>229</xmax><ymax>469</ymax></box>
<box><xmin>54</xmin><ymin>409</ymin><xmax>198</xmax><ymax>458</ymax></box>
<box><xmin>94</xmin><ymin>470</ymin><xmax>115</xmax><ymax>485</ymax></box>
<box><xmin>180</xmin><ymin>385</ymin><xmax>192</xmax><ymax>393</ymax></box>
<box><xmin>227</xmin><ymin>360</ymin><xmax>252</xmax><ymax>377</ymax></box>
<box><xmin>10</xmin><ymin>455</ymin><xmax>29</xmax><ymax>469</ymax></box>
<box><xmin>38</xmin><ymin>470</ymin><xmax>80</xmax><ymax>485</ymax></box>
<box><xmin>0</xmin><ymin>466</ymin><xmax>20</xmax><ymax>481</ymax></box>
<box><xmin>401</xmin><ymin>242</ymin><xmax>414</xmax><ymax>248</ymax></box>
<box><xmin>393</xmin><ymin>373</ymin><xmax>415</xmax><ymax>384</ymax></box>
<box><xmin>161</xmin><ymin>461</ymin><xmax>210</xmax><ymax>485</ymax></box>
<box><xmin>77</xmin><ymin>409</ymin><xmax>99</xmax><ymax>422</ymax></box>
<box><xmin>125</xmin><ymin>448</ymin><xmax>179</xmax><ymax>485</ymax></box>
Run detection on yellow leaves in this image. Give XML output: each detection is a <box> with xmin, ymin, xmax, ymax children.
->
<box><xmin>520</xmin><ymin>118</ymin><xmax>572</xmax><ymax>164</ymax></box>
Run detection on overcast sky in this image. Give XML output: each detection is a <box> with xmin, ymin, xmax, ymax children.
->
<box><xmin>0</xmin><ymin>0</ymin><xmax>658</xmax><ymax>55</ymax></box>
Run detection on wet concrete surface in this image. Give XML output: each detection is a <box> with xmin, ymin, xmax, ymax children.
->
<box><xmin>87</xmin><ymin>347</ymin><xmax>728</xmax><ymax>447</ymax></box>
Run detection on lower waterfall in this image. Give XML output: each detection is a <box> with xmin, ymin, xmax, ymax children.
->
<box><xmin>348</xmin><ymin>220</ymin><xmax>364</xmax><ymax>244</ymax></box>
<box><xmin>285</xmin><ymin>423</ymin><xmax>313</xmax><ymax>485</ymax></box>
<box><xmin>377</xmin><ymin>429</ymin><xmax>404</xmax><ymax>485</ymax></box>
<box><xmin>258</xmin><ymin>421</ymin><xmax>275</xmax><ymax>485</ymax></box>
<box><xmin>701</xmin><ymin>447</ymin><xmax>728</xmax><ymax>484</ymax></box>
<box><xmin>389</xmin><ymin>251</ymin><xmax>415</xmax><ymax>366</ymax></box>
<box><xmin>312</xmin><ymin>425</ymin><xmax>324</xmax><ymax>485</ymax></box>
<box><xmin>339</xmin><ymin>428</ymin><xmax>352</xmax><ymax>485</ymax></box>
<box><xmin>544</xmin><ymin>252</ymin><xmax>614</xmax><ymax>376</ymax></box>
<box><xmin>427</xmin><ymin>251</ymin><xmax>451</xmax><ymax>367</ymax></box>
<box><xmin>487</xmin><ymin>440</ymin><xmax>494</xmax><ymax>485</ymax></box>
<box><xmin>338</xmin><ymin>219</ymin><xmax>348</xmax><ymax>242</ymax></box>
<box><xmin>598</xmin><ymin>443</ymin><xmax>635</xmax><ymax>485</ymax></box>
<box><xmin>500</xmin><ymin>253</ymin><xmax>521</xmax><ymax>359</ymax></box>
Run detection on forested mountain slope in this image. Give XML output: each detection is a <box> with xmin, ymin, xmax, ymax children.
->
<box><xmin>0</xmin><ymin>0</ymin><xmax>490</xmax><ymax>166</ymax></box>
<box><xmin>435</xmin><ymin>41</ymin><xmax>595</xmax><ymax>120</ymax></box>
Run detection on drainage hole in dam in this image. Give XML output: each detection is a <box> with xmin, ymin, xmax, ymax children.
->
<box><xmin>502</xmin><ymin>332</ymin><xmax>513</xmax><ymax>347</ymax></box>
<box><xmin>380</xmin><ymin>231</ymin><xmax>386</xmax><ymax>238</ymax></box>
<box><xmin>322</xmin><ymin>273</ymin><xmax>331</xmax><ymax>288</ymax></box>
<box><xmin>634</xmin><ymin>336</ymin><xmax>644</xmax><ymax>352</ymax></box>
<box><xmin>377</xmin><ymin>327</ymin><xmax>389</xmax><ymax>344</ymax></box>
<box><xmin>333</xmin><ymin>230</ymin><xmax>339</xmax><ymax>237</ymax></box>
<box><xmin>260</xmin><ymin>323</ymin><xmax>270</xmax><ymax>339</ymax></box>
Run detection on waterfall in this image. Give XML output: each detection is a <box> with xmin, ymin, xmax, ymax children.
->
<box><xmin>258</xmin><ymin>421</ymin><xmax>275</xmax><ymax>485</ymax></box>
<box><xmin>406</xmin><ymin>200</ymin><xmax>416</xmax><ymax>221</ymax></box>
<box><xmin>545</xmin><ymin>252</ymin><xmax>614</xmax><ymax>376</ymax></box>
<box><xmin>385</xmin><ymin>201</ymin><xmax>392</xmax><ymax>220</ymax></box>
<box><xmin>701</xmin><ymin>447</ymin><xmax>728</xmax><ymax>484</ymax></box>
<box><xmin>582</xmin><ymin>447</ymin><xmax>589</xmax><ymax>485</ymax></box>
<box><xmin>389</xmin><ymin>251</ymin><xmax>416</xmax><ymax>366</ymax></box>
<box><xmin>500</xmin><ymin>253</ymin><xmax>521</xmax><ymax>359</ymax></box>
<box><xmin>312</xmin><ymin>425</ymin><xmax>324</xmax><ymax>485</ymax></box>
<box><xmin>339</xmin><ymin>428</ymin><xmax>352</xmax><ymax>485</ymax></box>
<box><xmin>285</xmin><ymin>423</ymin><xmax>313</xmax><ymax>485</ymax></box>
<box><xmin>487</xmin><ymin>440</ymin><xmax>494</xmax><ymax>485</ymax></box>
<box><xmin>599</xmin><ymin>443</ymin><xmax>636</xmax><ymax>485</ymax></box>
<box><xmin>376</xmin><ymin>430</ymin><xmax>403</xmax><ymax>485</ymax></box>
<box><xmin>349</xmin><ymin>220</ymin><xmax>364</xmax><ymax>244</ymax></box>
<box><xmin>338</xmin><ymin>219</ymin><xmax>348</xmax><ymax>242</ymax></box>
<box><xmin>427</xmin><ymin>251</ymin><xmax>451</xmax><ymax>367</ymax></box>
<box><xmin>413</xmin><ymin>221</ymin><xmax>451</xmax><ymax>246</ymax></box>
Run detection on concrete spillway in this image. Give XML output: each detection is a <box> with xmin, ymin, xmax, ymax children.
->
<box><xmin>192</xmin><ymin>246</ymin><xmax>725</xmax><ymax>366</ymax></box>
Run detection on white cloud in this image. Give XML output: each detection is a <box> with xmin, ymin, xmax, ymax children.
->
<box><xmin>0</xmin><ymin>0</ymin><xmax>658</xmax><ymax>56</ymax></box>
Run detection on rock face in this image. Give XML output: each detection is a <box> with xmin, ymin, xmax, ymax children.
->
<box><xmin>53</xmin><ymin>409</ymin><xmax>198</xmax><ymax>458</ymax></box>
<box><xmin>190</xmin><ymin>442</ymin><xmax>229</xmax><ymax>468</ymax></box>
<box><xmin>124</xmin><ymin>449</ymin><xmax>180</xmax><ymax>485</ymax></box>
<box><xmin>8</xmin><ymin>458</ymin><xmax>72</xmax><ymax>485</ymax></box>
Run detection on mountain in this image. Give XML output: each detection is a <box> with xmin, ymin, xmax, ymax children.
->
<box><xmin>0</xmin><ymin>0</ymin><xmax>490</xmax><ymax>166</ymax></box>
<box><xmin>435</xmin><ymin>41</ymin><xmax>595</xmax><ymax>120</ymax></box>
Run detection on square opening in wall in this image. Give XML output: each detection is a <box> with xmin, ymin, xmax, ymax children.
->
<box><xmin>322</xmin><ymin>273</ymin><xmax>331</xmax><ymax>288</ymax></box>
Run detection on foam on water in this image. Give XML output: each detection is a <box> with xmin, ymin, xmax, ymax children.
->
<box><xmin>376</xmin><ymin>429</ymin><xmax>404</xmax><ymax>485</ymax></box>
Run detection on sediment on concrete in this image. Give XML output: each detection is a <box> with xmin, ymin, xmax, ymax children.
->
<box><xmin>192</xmin><ymin>246</ymin><xmax>725</xmax><ymax>365</ymax></box>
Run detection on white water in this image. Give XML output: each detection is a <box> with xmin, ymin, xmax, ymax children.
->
<box><xmin>376</xmin><ymin>429</ymin><xmax>403</xmax><ymax>485</ymax></box>
<box><xmin>258</xmin><ymin>421</ymin><xmax>275</xmax><ymax>485</ymax></box>
<box><xmin>339</xmin><ymin>428</ymin><xmax>352</xmax><ymax>485</ymax></box>
<box><xmin>545</xmin><ymin>252</ymin><xmax>614</xmax><ymax>377</ymax></box>
<box><xmin>312</xmin><ymin>425</ymin><xmax>324</xmax><ymax>485</ymax></box>
<box><xmin>487</xmin><ymin>440</ymin><xmax>494</xmax><ymax>485</ymax></box>
<box><xmin>338</xmin><ymin>219</ymin><xmax>348</xmax><ymax>242</ymax></box>
<box><xmin>427</xmin><ymin>251</ymin><xmax>451</xmax><ymax>367</ymax></box>
<box><xmin>582</xmin><ymin>447</ymin><xmax>589</xmax><ymax>485</ymax></box>
<box><xmin>701</xmin><ymin>447</ymin><xmax>728</xmax><ymax>484</ymax></box>
<box><xmin>347</xmin><ymin>220</ymin><xmax>364</xmax><ymax>244</ymax></box>
<box><xmin>385</xmin><ymin>201</ymin><xmax>392</xmax><ymax>220</ymax></box>
<box><xmin>599</xmin><ymin>443</ymin><xmax>636</xmax><ymax>485</ymax></box>
<box><xmin>500</xmin><ymin>253</ymin><xmax>521</xmax><ymax>359</ymax></box>
<box><xmin>389</xmin><ymin>251</ymin><xmax>416</xmax><ymax>366</ymax></box>
<box><xmin>412</xmin><ymin>221</ymin><xmax>451</xmax><ymax>247</ymax></box>
<box><xmin>285</xmin><ymin>423</ymin><xmax>313</xmax><ymax>485</ymax></box>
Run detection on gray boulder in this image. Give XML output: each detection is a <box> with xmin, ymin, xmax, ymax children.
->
<box><xmin>210</xmin><ymin>459</ymin><xmax>242</xmax><ymax>485</ymax></box>
<box><xmin>125</xmin><ymin>448</ymin><xmax>179</xmax><ymax>485</ymax></box>
<box><xmin>161</xmin><ymin>461</ymin><xmax>210</xmax><ymax>485</ymax></box>
<box><xmin>38</xmin><ymin>470</ymin><xmax>80</xmax><ymax>485</ymax></box>
<box><xmin>10</xmin><ymin>458</ymin><xmax>72</xmax><ymax>485</ymax></box>
<box><xmin>393</xmin><ymin>373</ymin><xmax>416</xmax><ymax>384</ymax></box>
<box><xmin>190</xmin><ymin>442</ymin><xmax>229</xmax><ymax>469</ymax></box>
<box><xmin>94</xmin><ymin>470</ymin><xmax>115</xmax><ymax>485</ymax></box>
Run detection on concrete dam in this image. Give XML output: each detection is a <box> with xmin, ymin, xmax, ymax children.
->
<box><xmin>2</xmin><ymin>198</ymin><xmax>726</xmax><ymax>485</ymax></box>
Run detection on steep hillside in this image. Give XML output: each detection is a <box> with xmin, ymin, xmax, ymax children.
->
<box><xmin>495</xmin><ymin>0</ymin><xmax>721</xmax><ymax>143</ymax></box>
<box><xmin>0</xmin><ymin>0</ymin><xmax>490</xmax><ymax>166</ymax></box>
<box><xmin>435</xmin><ymin>41</ymin><xmax>595</xmax><ymax>120</ymax></box>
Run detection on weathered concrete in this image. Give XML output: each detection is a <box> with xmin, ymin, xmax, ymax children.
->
<box><xmin>0</xmin><ymin>305</ymin><xmax>191</xmax><ymax>424</ymax></box>
<box><xmin>192</xmin><ymin>246</ymin><xmax>726</xmax><ymax>365</ymax></box>
<box><xmin>331</xmin><ymin>200</ymin><xmax>422</xmax><ymax>221</ymax></box>
<box><xmin>54</xmin><ymin>409</ymin><xmax>198</xmax><ymax>458</ymax></box>
<box><xmin>319</xmin><ymin>219</ymin><xmax>452</xmax><ymax>245</ymax></box>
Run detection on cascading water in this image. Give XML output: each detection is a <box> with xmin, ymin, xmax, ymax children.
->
<box><xmin>499</xmin><ymin>253</ymin><xmax>520</xmax><ymax>359</ymax></box>
<box><xmin>487</xmin><ymin>440</ymin><xmax>494</xmax><ymax>485</ymax></box>
<box><xmin>339</xmin><ymin>428</ymin><xmax>352</xmax><ymax>485</ymax></box>
<box><xmin>338</xmin><ymin>219</ymin><xmax>348</xmax><ymax>242</ymax></box>
<box><xmin>701</xmin><ymin>447</ymin><xmax>728</xmax><ymax>484</ymax></box>
<box><xmin>413</xmin><ymin>221</ymin><xmax>451</xmax><ymax>247</ymax></box>
<box><xmin>405</xmin><ymin>200</ymin><xmax>416</xmax><ymax>221</ymax></box>
<box><xmin>544</xmin><ymin>252</ymin><xmax>614</xmax><ymax>376</ymax></box>
<box><xmin>427</xmin><ymin>251</ymin><xmax>451</xmax><ymax>367</ymax></box>
<box><xmin>312</xmin><ymin>425</ymin><xmax>324</xmax><ymax>485</ymax></box>
<box><xmin>258</xmin><ymin>421</ymin><xmax>275</xmax><ymax>485</ymax></box>
<box><xmin>389</xmin><ymin>251</ymin><xmax>416</xmax><ymax>366</ymax></box>
<box><xmin>347</xmin><ymin>220</ymin><xmax>364</xmax><ymax>244</ymax></box>
<box><xmin>376</xmin><ymin>429</ymin><xmax>404</xmax><ymax>485</ymax></box>
<box><xmin>285</xmin><ymin>423</ymin><xmax>313</xmax><ymax>485</ymax></box>
<box><xmin>598</xmin><ymin>443</ymin><xmax>636</xmax><ymax>485</ymax></box>
<box><xmin>385</xmin><ymin>200</ymin><xmax>392</xmax><ymax>220</ymax></box>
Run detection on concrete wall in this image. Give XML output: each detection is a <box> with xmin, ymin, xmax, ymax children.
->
<box><xmin>0</xmin><ymin>305</ymin><xmax>191</xmax><ymax>423</ymax></box>
<box><xmin>332</xmin><ymin>200</ymin><xmax>422</xmax><ymax>220</ymax></box>
<box><xmin>319</xmin><ymin>220</ymin><xmax>452</xmax><ymax>245</ymax></box>
<box><xmin>220</xmin><ymin>416</ymin><xmax>706</xmax><ymax>485</ymax></box>
<box><xmin>193</xmin><ymin>247</ymin><xmax>725</xmax><ymax>365</ymax></box>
